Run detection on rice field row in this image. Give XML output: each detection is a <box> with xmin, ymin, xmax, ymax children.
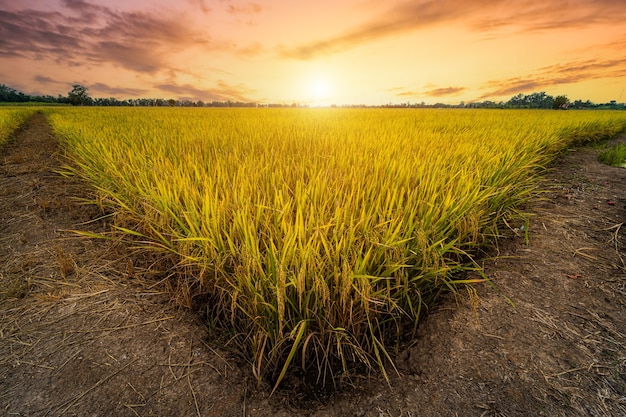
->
<box><xmin>0</xmin><ymin>108</ymin><xmax>37</xmax><ymax>146</ymax></box>
<box><xmin>39</xmin><ymin>107</ymin><xmax>626</xmax><ymax>387</ymax></box>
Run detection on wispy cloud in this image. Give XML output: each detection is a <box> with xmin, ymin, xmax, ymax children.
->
<box><xmin>97</xmin><ymin>41</ymin><xmax>163</xmax><ymax>73</ymax></box>
<box><xmin>33</xmin><ymin>75</ymin><xmax>148</xmax><ymax>96</ymax></box>
<box><xmin>395</xmin><ymin>86</ymin><xmax>465</xmax><ymax>98</ymax></box>
<box><xmin>479</xmin><ymin>57</ymin><xmax>626</xmax><ymax>99</ymax></box>
<box><xmin>187</xmin><ymin>0</ymin><xmax>211</xmax><ymax>14</ymax></box>
<box><xmin>280</xmin><ymin>0</ymin><xmax>626</xmax><ymax>60</ymax></box>
<box><xmin>61</xmin><ymin>0</ymin><xmax>110</xmax><ymax>20</ymax></box>
<box><xmin>279</xmin><ymin>0</ymin><xmax>469</xmax><ymax>60</ymax></box>
<box><xmin>227</xmin><ymin>2</ymin><xmax>262</xmax><ymax>15</ymax></box>
<box><xmin>155</xmin><ymin>80</ymin><xmax>255</xmax><ymax>102</ymax></box>
<box><xmin>0</xmin><ymin>9</ymin><xmax>81</xmax><ymax>59</ymax></box>
<box><xmin>0</xmin><ymin>2</ymin><xmax>212</xmax><ymax>74</ymax></box>
<box><xmin>91</xmin><ymin>82</ymin><xmax>148</xmax><ymax>97</ymax></box>
<box><xmin>33</xmin><ymin>75</ymin><xmax>61</xmax><ymax>84</ymax></box>
<box><xmin>395</xmin><ymin>91</ymin><xmax>419</xmax><ymax>97</ymax></box>
<box><xmin>423</xmin><ymin>86</ymin><xmax>466</xmax><ymax>97</ymax></box>
<box><xmin>234</xmin><ymin>42</ymin><xmax>264</xmax><ymax>56</ymax></box>
<box><xmin>471</xmin><ymin>0</ymin><xmax>626</xmax><ymax>33</ymax></box>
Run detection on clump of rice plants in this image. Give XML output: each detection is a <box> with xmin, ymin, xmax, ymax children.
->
<box><xmin>46</xmin><ymin>107</ymin><xmax>626</xmax><ymax>389</ymax></box>
<box><xmin>0</xmin><ymin>107</ymin><xmax>37</xmax><ymax>146</ymax></box>
<box><xmin>599</xmin><ymin>143</ymin><xmax>626</xmax><ymax>167</ymax></box>
<box><xmin>558</xmin><ymin>115</ymin><xmax>626</xmax><ymax>146</ymax></box>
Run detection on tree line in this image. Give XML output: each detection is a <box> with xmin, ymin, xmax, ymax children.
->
<box><xmin>1</xmin><ymin>83</ymin><xmax>624</xmax><ymax>110</ymax></box>
<box><xmin>0</xmin><ymin>84</ymin><xmax>265</xmax><ymax>108</ymax></box>
<box><xmin>381</xmin><ymin>92</ymin><xmax>623</xmax><ymax>110</ymax></box>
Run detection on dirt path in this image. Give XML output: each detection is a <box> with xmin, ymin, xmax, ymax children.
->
<box><xmin>1</xmin><ymin>114</ymin><xmax>625</xmax><ymax>416</ymax></box>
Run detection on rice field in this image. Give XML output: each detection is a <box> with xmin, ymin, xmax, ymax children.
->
<box><xmin>28</xmin><ymin>107</ymin><xmax>626</xmax><ymax>387</ymax></box>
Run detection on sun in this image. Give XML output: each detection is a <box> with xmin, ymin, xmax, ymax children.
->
<box><xmin>310</xmin><ymin>79</ymin><xmax>329</xmax><ymax>99</ymax></box>
<box><xmin>307</xmin><ymin>76</ymin><xmax>332</xmax><ymax>105</ymax></box>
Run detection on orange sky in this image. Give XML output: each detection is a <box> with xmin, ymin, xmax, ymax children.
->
<box><xmin>1</xmin><ymin>0</ymin><xmax>625</xmax><ymax>105</ymax></box>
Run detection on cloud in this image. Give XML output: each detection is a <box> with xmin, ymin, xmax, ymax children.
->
<box><xmin>25</xmin><ymin>75</ymin><xmax>65</xmax><ymax>96</ymax></box>
<box><xmin>0</xmin><ymin>9</ymin><xmax>82</xmax><ymax>59</ymax></box>
<box><xmin>33</xmin><ymin>75</ymin><xmax>61</xmax><ymax>84</ymax></box>
<box><xmin>90</xmin><ymin>82</ymin><xmax>148</xmax><ymax>97</ymax></box>
<box><xmin>234</xmin><ymin>42</ymin><xmax>264</xmax><ymax>56</ymax></box>
<box><xmin>471</xmin><ymin>0</ymin><xmax>626</xmax><ymax>34</ymax></box>
<box><xmin>395</xmin><ymin>86</ymin><xmax>465</xmax><ymax>98</ymax></box>
<box><xmin>0</xmin><ymin>3</ymin><xmax>212</xmax><ymax>74</ymax></box>
<box><xmin>423</xmin><ymin>86</ymin><xmax>466</xmax><ymax>97</ymax></box>
<box><xmin>31</xmin><ymin>77</ymin><xmax>141</xmax><ymax>97</ymax></box>
<box><xmin>395</xmin><ymin>91</ymin><xmax>419</xmax><ymax>97</ymax></box>
<box><xmin>97</xmin><ymin>41</ymin><xmax>163</xmax><ymax>73</ymax></box>
<box><xmin>187</xmin><ymin>0</ymin><xmax>211</xmax><ymax>14</ymax></box>
<box><xmin>279</xmin><ymin>0</ymin><xmax>626</xmax><ymax>60</ymax></box>
<box><xmin>279</xmin><ymin>0</ymin><xmax>471</xmax><ymax>60</ymax></box>
<box><xmin>156</xmin><ymin>81</ymin><xmax>255</xmax><ymax>102</ymax></box>
<box><xmin>61</xmin><ymin>0</ymin><xmax>110</xmax><ymax>21</ymax></box>
<box><xmin>227</xmin><ymin>2</ymin><xmax>262</xmax><ymax>15</ymax></box>
<box><xmin>479</xmin><ymin>57</ymin><xmax>626</xmax><ymax>99</ymax></box>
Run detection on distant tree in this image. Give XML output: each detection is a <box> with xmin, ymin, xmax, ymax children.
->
<box><xmin>524</xmin><ymin>92</ymin><xmax>553</xmax><ymax>108</ymax></box>
<box><xmin>507</xmin><ymin>93</ymin><xmax>526</xmax><ymax>108</ymax></box>
<box><xmin>0</xmin><ymin>84</ymin><xmax>26</xmax><ymax>102</ymax></box>
<box><xmin>68</xmin><ymin>84</ymin><xmax>91</xmax><ymax>106</ymax></box>
<box><xmin>505</xmin><ymin>92</ymin><xmax>559</xmax><ymax>109</ymax></box>
<box><xmin>553</xmin><ymin>95</ymin><xmax>569</xmax><ymax>109</ymax></box>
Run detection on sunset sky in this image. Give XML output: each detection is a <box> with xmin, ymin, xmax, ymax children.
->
<box><xmin>1</xmin><ymin>0</ymin><xmax>625</xmax><ymax>106</ymax></box>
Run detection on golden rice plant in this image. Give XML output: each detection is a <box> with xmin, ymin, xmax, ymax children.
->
<box><xmin>45</xmin><ymin>107</ymin><xmax>626</xmax><ymax>388</ymax></box>
<box><xmin>0</xmin><ymin>107</ymin><xmax>38</xmax><ymax>146</ymax></box>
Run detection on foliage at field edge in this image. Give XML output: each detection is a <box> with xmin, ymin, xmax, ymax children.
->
<box><xmin>41</xmin><ymin>108</ymin><xmax>626</xmax><ymax>389</ymax></box>
<box><xmin>599</xmin><ymin>143</ymin><xmax>626</xmax><ymax>167</ymax></box>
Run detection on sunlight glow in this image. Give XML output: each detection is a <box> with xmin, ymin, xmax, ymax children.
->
<box><xmin>311</xmin><ymin>79</ymin><xmax>329</xmax><ymax>98</ymax></box>
<box><xmin>307</xmin><ymin>76</ymin><xmax>333</xmax><ymax>106</ymax></box>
